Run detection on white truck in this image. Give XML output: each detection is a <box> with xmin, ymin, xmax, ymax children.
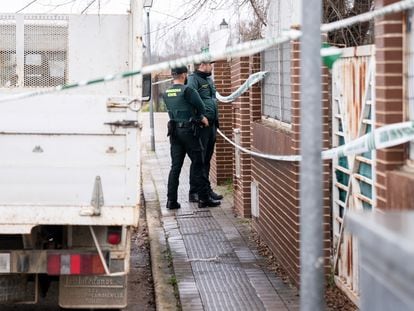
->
<box><xmin>0</xmin><ymin>1</ymin><xmax>147</xmax><ymax>308</ymax></box>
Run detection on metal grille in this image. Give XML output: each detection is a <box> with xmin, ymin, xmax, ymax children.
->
<box><xmin>0</xmin><ymin>16</ymin><xmax>17</xmax><ymax>88</ymax></box>
<box><xmin>24</xmin><ymin>17</ymin><xmax>68</xmax><ymax>87</ymax></box>
<box><xmin>0</xmin><ymin>15</ymin><xmax>68</xmax><ymax>88</ymax></box>
<box><xmin>262</xmin><ymin>42</ymin><xmax>291</xmax><ymax>123</ymax></box>
<box><xmin>177</xmin><ymin>212</ymin><xmax>266</xmax><ymax>311</ymax></box>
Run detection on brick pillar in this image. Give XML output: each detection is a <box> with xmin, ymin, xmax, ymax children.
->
<box><xmin>375</xmin><ymin>0</ymin><xmax>405</xmax><ymax>209</ymax></box>
<box><xmin>322</xmin><ymin>62</ymin><xmax>332</xmax><ymax>273</ymax></box>
<box><xmin>250</xmin><ymin>54</ymin><xmax>262</xmax><ymax>125</ymax></box>
<box><xmin>290</xmin><ymin>36</ymin><xmax>332</xmax><ymax>282</ymax></box>
<box><xmin>231</xmin><ymin>56</ymin><xmax>252</xmax><ymax>217</ymax></box>
<box><xmin>212</xmin><ymin>60</ymin><xmax>233</xmax><ymax>185</ymax></box>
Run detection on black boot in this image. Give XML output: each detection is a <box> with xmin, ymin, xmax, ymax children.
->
<box><xmin>166</xmin><ymin>201</ymin><xmax>181</xmax><ymax>209</ymax></box>
<box><xmin>198</xmin><ymin>197</ymin><xmax>221</xmax><ymax>208</ymax></box>
<box><xmin>189</xmin><ymin>192</ymin><xmax>199</xmax><ymax>203</ymax></box>
<box><xmin>210</xmin><ymin>190</ymin><xmax>223</xmax><ymax>200</ymax></box>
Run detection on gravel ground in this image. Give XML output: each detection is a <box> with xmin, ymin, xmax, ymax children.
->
<box><xmin>125</xmin><ymin>199</ymin><xmax>156</xmax><ymax>311</ymax></box>
<box><xmin>251</xmin><ymin>229</ymin><xmax>358</xmax><ymax>311</ymax></box>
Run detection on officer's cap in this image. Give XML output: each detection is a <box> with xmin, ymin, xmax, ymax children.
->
<box><xmin>171</xmin><ymin>66</ymin><xmax>188</xmax><ymax>75</ymax></box>
<box><xmin>194</xmin><ymin>60</ymin><xmax>215</xmax><ymax>67</ymax></box>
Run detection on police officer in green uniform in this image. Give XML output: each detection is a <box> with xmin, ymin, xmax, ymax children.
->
<box><xmin>187</xmin><ymin>61</ymin><xmax>223</xmax><ymax>203</ymax></box>
<box><xmin>163</xmin><ymin>66</ymin><xmax>221</xmax><ymax>209</ymax></box>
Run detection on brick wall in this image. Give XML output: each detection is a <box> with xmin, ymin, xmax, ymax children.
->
<box><xmin>251</xmin><ymin>39</ymin><xmax>332</xmax><ymax>285</ymax></box>
<box><xmin>211</xmin><ymin>60</ymin><xmax>233</xmax><ymax>185</ymax></box>
<box><xmin>252</xmin><ymin>124</ymin><xmax>301</xmax><ymax>283</ymax></box>
<box><xmin>375</xmin><ymin>0</ymin><xmax>407</xmax><ymax>209</ymax></box>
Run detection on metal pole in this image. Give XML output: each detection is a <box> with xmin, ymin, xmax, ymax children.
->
<box><xmin>146</xmin><ymin>9</ymin><xmax>155</xmax><ymax>151</ymax></box>
<box><xmin>299</xmin><ymin>0</ymin><xmax>324</xmax><ymax>310</ymax></box>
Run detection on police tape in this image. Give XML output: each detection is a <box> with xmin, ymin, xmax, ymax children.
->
<box><xmin>152</xmin><ymin>78</ymin><xmax>173</xmax><ymax>85</ymax></box>
<box><xmin>0</xmin><ymin>30</ymin><xmax>301</xmax><ymax>104</ymax></box>
<box><xmin>0</xmin><ymin>34</ymin><xmax>344</xmax><ymax>103</ymax></box>
<box><xmin>1</xmin><ymin>0</ymin><xmax>413</xmax><ymax>104</ymax></box>
<box><xmin>321</xmin><ymin>0</ymin><xmax>414</xmax><ymax>33</ymax></box>
<box><xmin>216</xmin><ymin>71</ymin><xmax>269</xmax><ymax>103</ymax></box>
<box><xmin>217</xmin><ymin>121</ymin><xmax>414</xmax><ymax>161</ymax></box>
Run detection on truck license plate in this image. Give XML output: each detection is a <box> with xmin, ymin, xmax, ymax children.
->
<box><xmin>59</xmin><ymin>275</ymin><xmax>127</xmax><ymax>308</ymax></box>
<box><xmin>0</xmin><ymin>254</ymin><xmax>10</xmax><ymax>273</ymax></box>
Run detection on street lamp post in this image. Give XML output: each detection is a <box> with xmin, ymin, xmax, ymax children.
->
<box><xmin>144</xmin><ymin>0</ymin><xmax>155</xmax><ymax>151</ymax></box>
<box><xmin>219</xmin><ymin>18</ymin><xmax>228</xmax><ymax>30</ymax></box>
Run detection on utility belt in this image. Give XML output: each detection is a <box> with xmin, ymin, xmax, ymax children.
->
<box><xmin>167</xmin><ymin>120</ymin><xmax>195</xmax><ymax>137</ymax></box>
<box><xmin>176</xmin><ymin>121</ymin><xmax>192</xmax><ymax>128</ymax></box>
<box><xmin>167</xmin><ymin>118</ymin><xmax>206</xmax><ymax>138</ymax></box>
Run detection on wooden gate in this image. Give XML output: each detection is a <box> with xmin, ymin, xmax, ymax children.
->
<box><xmin>331</xmin><ymin>45</ymin><xmax>375</xmax><ymax>305</ymax></box>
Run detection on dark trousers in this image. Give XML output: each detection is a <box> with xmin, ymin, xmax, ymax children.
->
<box><xmin>189</xmin><ymin>123</ymin><xmax>216</xmax><ymax>194</ymax></box>
<box><xmin>167</xmin><ymin>127</ymin><xmax>209</xmax><ymax>202</ymax></box>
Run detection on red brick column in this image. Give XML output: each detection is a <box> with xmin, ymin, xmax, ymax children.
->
<box><xmin>249</xmin><ymin>54</ymin><xmax>262</xmax><ymax>125</ymax></box>
<box><xmin>322</xmin><ymin>61</ymin><xmax>332</xmax><ymax>275</ymax></box>
<box><xmin>291</xmin><ymin>38</ymin><xmax>332</xmax><ymax>282</ymax></box>
<box><xmin>375</xmin><ymin>0</ymin><xmax>406</xmax><ymax>209</ymax></box>
<box><xmin>212</xmin><ymin>60</ymin><xmax>233</xmax><ymax>185</ymax></box>
<box><xmin>231</xmin><ymin>56</ymin><xmax>252</xmax><ymax>217</ymax></box>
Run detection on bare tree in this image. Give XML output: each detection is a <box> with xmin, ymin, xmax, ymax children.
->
<box><xmin>16</xmin><ymin>0</ymin><xmax>40</xmax><ymax>13</ymax></box>
<box><xmin>323</xmin><ymin>0</ymin><xmax>374</xmax><ymax>46</ymax></box>
<box><xmin>239</xmin><ymin>0</ymin><xmax>269</xmax><ymax>40</ymax></box>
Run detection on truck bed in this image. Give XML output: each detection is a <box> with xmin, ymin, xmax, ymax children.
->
<box><xmin>0</xmin><ymin>94</ymin><xmax>140</xmax><ymax>234</ymax></box>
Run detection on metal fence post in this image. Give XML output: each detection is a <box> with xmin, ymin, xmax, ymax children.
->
<box><xmin>146</xmin><ymin>9</ymin><xmax>155</xmax><ymax>151</ymax></box>
<box><xmin>299</xmin><ymin>0</ymin><xmax>324</xmax><ymax>310</ymax></box>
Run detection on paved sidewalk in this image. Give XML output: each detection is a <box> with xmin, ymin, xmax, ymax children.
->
<box><xmin>142</xmin><ymin>113</ymin><xmax>299</xmax><ymax>311</ymax></box>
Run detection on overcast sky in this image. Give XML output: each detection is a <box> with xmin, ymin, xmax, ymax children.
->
<box><xmin>0</xmin><ymin>0</ymin><xmax>241</xmax><ymax>26</ymax></box>
<box><xmin>0</xmin><ymin>0</ymin><xmax>251</xmax><ymax>57</ymax></box>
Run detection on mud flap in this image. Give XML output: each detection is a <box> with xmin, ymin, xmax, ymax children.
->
<box><xmin>59</xmin><ymin>275</ymin><xmax>127</xmax><ymax>308</ymax></box>
<box><xmin>0</xmin><ymin>274</ymin><xmax>37</xmax><ymax>303</ymax></box>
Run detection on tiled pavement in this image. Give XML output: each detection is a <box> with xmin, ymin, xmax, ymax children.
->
<box><xmin>142</xmin><ymin>113</ymin><xmax>299</xmax><ymax>311</ymax></box>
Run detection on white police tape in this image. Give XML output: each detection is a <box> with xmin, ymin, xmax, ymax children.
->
<box><xmin>323</xmin><ymin>121</ymin><xmax>414</xmax><ymax>159</ymax></box>
<box><xmin>218</xmin><ymin>121</ymin><xmax>414</xmax><ymax>161</ymax></box>
<box><xmin>217</xmin><ymin>128</ymin><xmax>301</xmax><ymax>161</ymax></box>
<box><xmin>0</xmin><ymin>30</ymin><xmax>301</xmax><ymax>104</ymax></box>
<box><xmin>1</xmin><ymin>0</ymin><xmax>413</xmax><ymax>104</ymax></box>
<box><xmin>152</xmin><ymin>78</ymin><xmax>173</xmax><ymax>85</ymax></box>
<box><xmin>321</xmin><ymin>0</ymin><xmax>414</xmax><ymax>33</ymax></box>
<box><xmin>216</xmin><ymin>71</ymin><xmax>269</xmax><ymax>103</ymax></box>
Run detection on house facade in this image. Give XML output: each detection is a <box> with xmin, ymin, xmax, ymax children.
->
<box><xmin>211</xmin><ymin>0</ymin><xmax>414</xmax><ymax>305</ymax></box>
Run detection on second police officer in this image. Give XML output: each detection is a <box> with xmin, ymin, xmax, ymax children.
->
<box><xmin>163</xmin><ymin>66</ymin><xmax>221</xmax><ymax>209</ymax></box>
<box><xmin>187</xmin><ymin>60</ymin><xmax>223</xmax><ymax>203</ymax></box>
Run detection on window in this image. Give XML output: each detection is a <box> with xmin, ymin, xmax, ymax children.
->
<box><xmin>262</xmin><ymin>42</ymin><xmax>291</xmax><ymax>123</ymax></box>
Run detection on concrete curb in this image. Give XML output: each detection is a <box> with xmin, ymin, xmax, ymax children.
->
<box><xmin>144</xmin><ymin>178</ymin><xmax>179</xmax><ymax>311</ymax></box>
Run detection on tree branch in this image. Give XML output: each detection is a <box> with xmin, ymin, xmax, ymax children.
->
<box><xmin>248</xmin><ymin>0</ymin><xmax>267</xmax><ymax>26</ymax></box>
<box><xmin>16</xmin><ymin>0</ymin><xmax>39</xmax><ymax>13</ymax></box>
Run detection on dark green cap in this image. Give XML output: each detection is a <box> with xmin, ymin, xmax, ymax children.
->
<box><xmin>171</xmin><ymin>66</ymin><xmax>188</xmax><ymax>75</ymax></box>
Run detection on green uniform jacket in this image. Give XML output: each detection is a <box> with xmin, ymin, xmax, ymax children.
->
<box><xmin>163</xmin><ymin>84</ymin><xmax>206</xmax><ymax>122</ymax></box>
<box><xmin>186</xmin><ymin>71</ymin><xmax>217</xmax><ymax>121</ymax></box>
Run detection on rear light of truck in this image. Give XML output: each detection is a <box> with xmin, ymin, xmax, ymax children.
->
<box><xmin>107</xmin><ymin>226</ymin><xmax>122</xmax><ymax>245</ymax></box>
<box><xmin>47</xmin><ymin>253</ymin><xmax>105</xmax><ymax>275</ymax></box>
